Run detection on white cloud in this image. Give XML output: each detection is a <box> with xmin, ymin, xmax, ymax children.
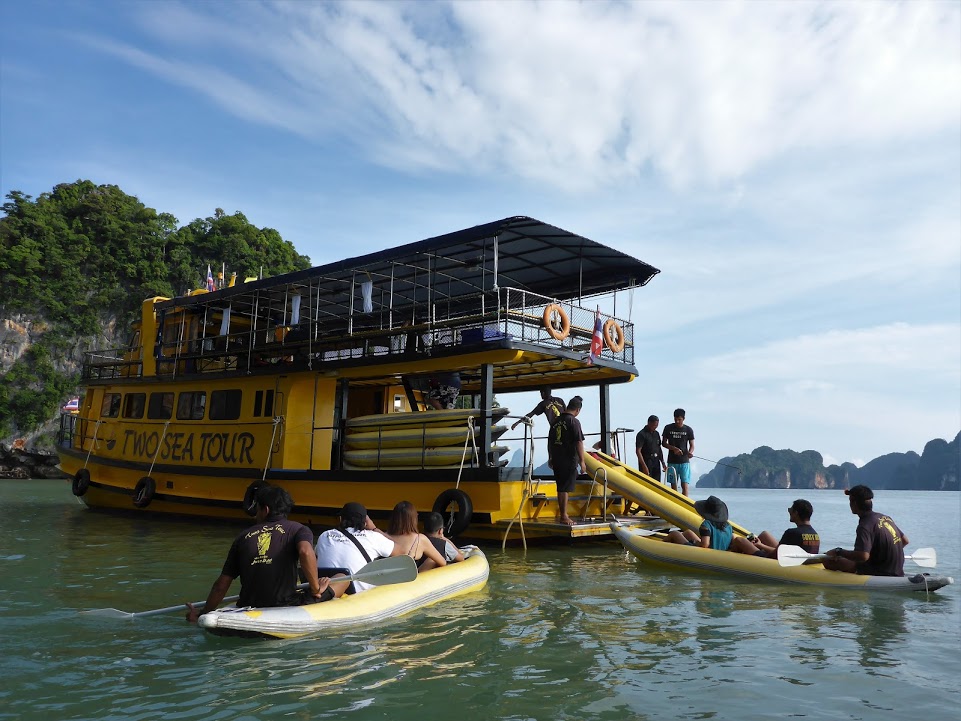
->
<box><xmin>88</xmin><ymin>0</ymin><xmax>960</xmax><ymax>190</ymax></box>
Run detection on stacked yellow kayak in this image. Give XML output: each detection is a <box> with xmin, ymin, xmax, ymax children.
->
<box><xmin>344</xmin><ymin>408</ymin><xmax>510</xmax><ymax>469</ymax></box>
<box><xmin>198</xmin><ymin>547</ymin><xmax>490</xmax><ymax>639</ymax></box>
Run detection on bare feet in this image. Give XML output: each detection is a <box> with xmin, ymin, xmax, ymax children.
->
<box><xmin>559</xmin><ymin>515</ymin><xmax>575</xmax><ymax>526</ymax></box>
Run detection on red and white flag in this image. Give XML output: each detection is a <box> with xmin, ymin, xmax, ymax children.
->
<box><xmin>206</xmin><ymin>265</ymin><xmax>215</xmax><ymax>292</ymax></box>
<box><xmin>588</xmin><ymin>306</ymin><xmax>603</xmax><ymax>365</ymax></box>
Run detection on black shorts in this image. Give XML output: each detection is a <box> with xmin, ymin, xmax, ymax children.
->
<box><xmin>553</xmin><ymin>462</ymin><xmax>578</xmax><ymax>493</ymax></box>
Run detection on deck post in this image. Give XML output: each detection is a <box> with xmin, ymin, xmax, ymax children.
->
<box><xmin>599</xmin><ymin>383</ymin><xmax>611</xmax><ymax>455</ymax></box>
<box><xmin>479</xmin><ymin>363</ymin><xmax>494</xmax><ymax>467</ymax></box>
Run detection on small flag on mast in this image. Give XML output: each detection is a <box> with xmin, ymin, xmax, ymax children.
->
<box><xmin>206</xmin><ymin>265</ymin><xmax>215</xmax><ymax>292</ymax></box>
<box><xmin>588</xmin><ymin>306</ymin><xmax>603</xmax><ymax>365</ymax></box>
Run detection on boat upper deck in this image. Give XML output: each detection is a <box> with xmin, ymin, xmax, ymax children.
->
<box><xmin>82</xmin><ymin>216</ymin><xmax>659</xmax><ymax>389</ymax></box>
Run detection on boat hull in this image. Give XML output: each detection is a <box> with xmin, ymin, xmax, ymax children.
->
<box><xmin>613</xmin><ymin>524</ymin><xmax>954</xmax><ymax>592</ymax></box>
<box><xmin>198</xmin><ymin>547</ymin><xmax>490</xmax><ymax>639</ymax></box>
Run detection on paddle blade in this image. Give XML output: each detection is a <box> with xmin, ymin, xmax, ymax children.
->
<box><xmin>907</xmin><ymin>547</ymin><xmax>937</xmax><ymax>568</ymax></box>
<box><xmin>342</xmin><ymin>555</ymin><xmax>418</xmax><ymax>586</ymax></box>
<box><xmin>777</xmin><ymin>544</ymin><xmax>822</xmax><ymax>567</ymax></box>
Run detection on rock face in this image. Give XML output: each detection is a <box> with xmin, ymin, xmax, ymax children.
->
<box><xmin>0</xmin><ymin>440</ymin><xmax>67</xmax><ymax>479</ymax></box>
<box><xmin>696</xmin><ymin>433</ymin><xmax>960</xmax><ymax>491</ymax></box>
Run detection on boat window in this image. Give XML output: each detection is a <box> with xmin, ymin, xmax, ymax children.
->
<box><xmin>253</xmin><ymin>389</ymin><xmax>274</xmax><ymax>417</ymax></box>
<box><xmin>100</xmin><ymin>393</ymin><xmax>121</xmax><ymax>418</ymax></box>
<box><xmin>177</xmin><ymin>392</ymin><xmax>207</xmax><ymax>420</ymax></box>
<box><xmin>122</xmin><ymin>393</ymin><xmax>146</xmax><ymax>419</ymax></box>
<box><xmin>147</xmin><ymin>392</ymin><xmax>174</xmax><ymax>420</ymax></box>
<box><xmin>210</xmin><ymin>389</ymin><xmax>242</xmax><ymax>420</ymax></box>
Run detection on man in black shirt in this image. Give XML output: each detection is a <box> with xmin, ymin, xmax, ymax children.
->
<box><xmin>549</xmin><ymin>395</ymin><xmax>587</xmax><ymax>526</ymax></box>
<box><xmin>823</xmin><ymin>485</ymin><xmax>909</xmax><ymax>576</ymax></box>
<box><xmin>186</xmin><ymin>485</ymin><xmax>330</xmax><ymax>622</ymax></box>
<box><xmin>752</xmin><ymin>498</ymin><xmax>820</xmax><ymax>557</ymax></box>
<box><xmin>662</xmin><ymin>408</ymin><xmax>695</xmax><ymax>497</ymax></box>
<box><xmin>635</xmin><ymin>415</ymin><xmax>666</xmax><ymax>482</ymax></box>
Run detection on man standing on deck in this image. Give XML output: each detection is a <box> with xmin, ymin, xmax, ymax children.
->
<box><xmin>629</xmin><ymin>415</ymin><xmax>666</xmax><ymax>514</ymax></box>
<box><xmin>549</xmin><ymin>395</ymin><xmax>587</xmax><ymax>526</ymax></box>
<box><xmin>512</xmin><ymin>388</ymin><xmax>566</xmax><ymax>467</ymax></box>
<box><xmin>185</xmin><ymin>485</ymin><xmax>331</xmax><ymax>622</ymax></box>
<box><xmin>662</xmin><ymin>408</ymin><xmax>694</xmax><ymax>497</ymax></box>
<box><xmin>823</xmin><ymin>485</ymin><xmax>909</xmax><ymax>576</ymax></box>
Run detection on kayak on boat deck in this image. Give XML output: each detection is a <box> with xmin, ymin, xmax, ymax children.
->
<box><xmin>198</xmin><ymin>546</ymin><xmax>490</xmax><ymax>639</ymax></box>
<box><xmin>612</xmin><ymin>523</ymin><xmax>953</xmax><ymax>593</ymax></box>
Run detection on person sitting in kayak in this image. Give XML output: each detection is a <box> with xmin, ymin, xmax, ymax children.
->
<box><xmin>666</xmin><ymin>495</ymin><xmax>735</xmax><ymax>550</ymax></box>
<box><xmin>750</xmin><ymin>499</ymin><xmax>820</xmax><ymax>558</ymax></box>
<box><xmin>385</xmin><ymin>501</ymin><xmax>448</xmax><ymax>571</ymax></box>
<box><xmin>424</xmin><ymin>511</ymin><xmax>465</xmax><ymax>565</ymax></box>
<box><xmin>185</xmin><ymin>484</ymin><xmax>331</xmax><ymax>622</ymax></box>
<box><xmin>822</xmin><ymin>485</ymin><xmax>909</xmax><ymax>576</ymax></box>
<box><xmin>314</xmin><ymin>501</ymin><xmax>397</xmax><ymax>598</ymax></box>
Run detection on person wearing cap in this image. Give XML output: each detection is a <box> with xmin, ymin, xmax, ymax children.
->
<box><xmin>185</xmin><ymin>484</ymin><xmax>330</xmax><ymax>622</ymax></box>
<box><xmin>661</xmin><ymin>408</ymin><xmax>694</xmax><ymax>497</ymax></box>
<box><xmin>823</xmin><ymin>485</ymin><xmax>909</xmax><ymax>576</ymax></box>
<box><xmin>667</xmin><ymin>496</ymin><xmax>735</xmax><ymax>551</ymax></box>
<box><xmin>548</xmin><ymin>395</ymin><xmax>588</xmax><ymax>526</ymax></box>
<box><xmin>512</xmin><ymin>388</ymin><xmax>566</xmax><ymax>468</ymax></box>
<box><xmin>313</xmin><ymin>501</ymin><xmax>397</xmax><ymax>597</ymax></box>
<box><xmin>751</xmin><ymin>499</ymin><xmax>820</xmax><ymax>558</ymax></box>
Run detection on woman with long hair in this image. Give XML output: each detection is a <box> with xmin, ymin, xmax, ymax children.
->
<box><xmin>386</xmin><ymin>501</ymin><xmax>447</xmax><ymax>571</ymax></box>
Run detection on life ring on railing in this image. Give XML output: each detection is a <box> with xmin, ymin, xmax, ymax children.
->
<box><xmin>243</xmin><ymin>481</ymin><xmax>268</xmax><ymax>516</ymax></box>
<box><xmin>432</xmin><ymin>488</ymin><xmax>473</xmax><ymax>537</ymax></box>
<box><xmin>543</xmin><ymin>304</ymin><xmax>570</xmax><ymax>341</ymax></box>
<box><xmin>603</xmin><ymin>319</ymin><xmax>625</xmax><ymax>352</ymax></box>
<box><xmin>71</xmin><ymin>469</ymin><xmax>91</xmax><ymax>497</ymax></box>
<box><xmin>132</xmin><ymin>476</ymin><xmax>156</xmax><ymax>508</ymax></box>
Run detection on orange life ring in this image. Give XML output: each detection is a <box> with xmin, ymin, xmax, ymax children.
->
<box><xmin>543</xmin><ymin>304</ymin><xmax>570</xmax><ymax>341</ymax></box>
<box><xmin>603</xmin><ymin>319</ymin><xmax>625</xmax><ymax>352</ymax></box>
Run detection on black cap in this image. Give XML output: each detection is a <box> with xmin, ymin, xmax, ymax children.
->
<box><xmin>340</xmin><ymin>501</ymin><xmax>368</xmax><ymax>528</ymax></box>
<box><xmin>845</xmin><ymin>485</ymin><xmax>874</xmax><ymax>503</ymax></box>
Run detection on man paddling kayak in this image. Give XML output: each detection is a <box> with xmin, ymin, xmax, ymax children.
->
<box><xmin>186</xmin><ymin>485</ymin><xmax>331</xmax><ymax>622</ymax></box>
<box><xmin>823</xmin><ymin>485</ymin><xmax>909</xmax><ymax>576</ymax></box>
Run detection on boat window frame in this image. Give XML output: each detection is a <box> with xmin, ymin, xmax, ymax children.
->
<box><xmin>209</xmin><ymin>389</ymin><xmax>243</xmax><ymax>420</ymax></box>
<box><xmin>100</xmin><ymin>393</ymin><xmax>121</xmax><ymax>418</ymax></box>
<box><xmin>147</xmin><ymin>392</ymin><xmax>174</xmax><ymax>420</ymax></box>
<box><xmin>122</xmin><ymin>393</ymin><xmax>146</xmax><ymax>419</ymax></box>
<box><xmin>176</xmin><ymin>391</ymin><xmax>207</xmax><ymax>421</ymax></box>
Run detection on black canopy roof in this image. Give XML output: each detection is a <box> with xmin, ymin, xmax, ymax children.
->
<box><xmin>157</xmin><ymin>216</ymin><xmax>659</xmax><ymax>320</ymax></box>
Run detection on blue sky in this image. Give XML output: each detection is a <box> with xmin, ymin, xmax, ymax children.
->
<box><xmin>2</xmin><ymin>1</ymin><xmax>959</xmax><ymax>474</ymax></box>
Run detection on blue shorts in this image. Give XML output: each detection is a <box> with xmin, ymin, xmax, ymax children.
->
<box><xmin>667</xmin><ymin>463</ymin><xmax>691</xmax><ymax>485</ymax></box>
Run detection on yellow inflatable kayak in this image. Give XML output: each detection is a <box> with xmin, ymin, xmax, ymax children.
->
<box><xmin>347</xmin><ymin>407</ymin><xmax>510</xmax><ymax>430</ymax></box>
<box><xmin>345</xmin><ymin>424</ymin><xmax>507</xmax><ymax>450</ymax></box>
<box><xmin>344</xmin><ymin>445</ymin><xmax>509</xmax><ymax>468</ymax></box>
<box><xmin>198</xmin><ymin>547</ymin><xmax>490</xmax><ymax>639</ymax></box>
<box><xmin>586</xmin><ymin>452</ymin><xmax>752</xmax><ymax>536</ymax></box>
<box><xmin>612</xmin><ymin>523</ymin><xmax>953</xmax><ymax>593</ymax></box>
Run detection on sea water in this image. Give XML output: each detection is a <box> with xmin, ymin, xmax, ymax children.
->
<box><xmin>0</xmin><ymin>481</ymin><xmax>957</xmax><ymax>721</ymax></box>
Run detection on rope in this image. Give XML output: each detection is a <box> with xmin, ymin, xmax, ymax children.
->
<box><xmin>146</xmin><ymin>420</ymin><xmax>170</xmax><ymax>477</ymax></box>
<box><xmin>502</xmin><ymin>418</ymin><xmax>535</xmax><ymax>551</ymax></box>
<box><xmin>83</xmin><ymin>419</ymin><xmax>103</xmax><ymax>469</ymax></box>
<box><xmin>263</xmin><ymin>416</ymin><xmax>283</xmax><ymax>481</ymax></box>
<box><xmin>454</xmin><ymin>416</ymin><xmax>479</xmax><ymax>490</ymax></box>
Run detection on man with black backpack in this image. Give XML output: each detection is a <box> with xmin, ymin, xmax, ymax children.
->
<box><xmin>549</xmin><ymin>395</ymin><xmax>587</xmax><ymax>526</ymax></box>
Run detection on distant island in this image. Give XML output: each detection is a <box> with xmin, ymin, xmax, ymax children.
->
<box><xmin>695</xmin><ymin>432</ymin><xmax>959</xmax><ymax>491</ymax></box>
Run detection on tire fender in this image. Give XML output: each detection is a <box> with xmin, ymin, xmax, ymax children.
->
<box><xmin>132</xmin><ymin>476</ymin><xmax>156</xmax><ymax>508</ymax></box>
<box><xmin>432</xmin><ymin>488</ymin><xmax>473</xmax><ymax>537</ymax></box>
<box><xmin>71</xmin><ymin>469</ymin><xmax>91</xmax><ymax>497</ymax></box>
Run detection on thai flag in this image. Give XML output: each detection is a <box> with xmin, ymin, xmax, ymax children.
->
<box><xmin>206</xmin><ymin>265</ymin><xmax>215</xmax><ymax>292</ymax></box>
<box><xmin>588</xmin><ymin>306</ymin><xmax>603</xmax><ymax>365</ymax></box>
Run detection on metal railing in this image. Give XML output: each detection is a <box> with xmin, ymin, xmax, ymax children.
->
<box><xmin>81</xmin><ymin>286</ymin><xmax>634</xmax><ymax>380</ymax></box>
